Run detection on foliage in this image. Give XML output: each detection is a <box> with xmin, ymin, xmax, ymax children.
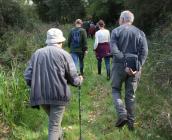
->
<box><xmin>33</xmin><ymin>0</ymin><xmax>86</xmax><ymax>23</ymax></box>
<box><xmin>0</xmin><ymin>0</ymin><xmax>172</xmax><ymax>139</ymax></box>
<box><xmin>148</xmin><ymin>20</ymin><xmax>172</xmax><ymax>88</ymax></box>
<box><xmin>86</xmin><ymin>0</ymin><xmax>172</xmax><ymax>34</ymax></box>
<box><xmin>0</xmin><ymin>24</ymin><xmax>46</xmax><ymax>68</ymax></box>
<box><xmin>0</xmin><ymin>0</ymin><xmax>27</xmax><ymax>36</ymax></box>
<box><xmin>124</xmin><ymin>0</ymin><xmax>172</xmax><ymax>34</ymax></box>
<box><xmin>32</xmin><ymin>0</ymin><xmax>172</xmax><ymax>34</ymax></box>
<box><xmin>0</xmin><ymin>23</ymin><xmax>73</xmax><ymax>68</ymax></box>
<box><xmin>86</xmin><ymin>0</ymin><xmax>124</xmax><ymax>24</ymax></box>
<box><xmin>0</xmin><ymin>64</ymin><xmax>48</xmax><ymax>139</ymax></box>
<box><xmin>0</xmin><ymin>36</ymin><xmax>172</xmax><ymax>139</ymax></box>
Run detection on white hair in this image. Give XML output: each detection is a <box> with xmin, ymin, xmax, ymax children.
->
<box><xmin>120</xmin><ymin>10</ymin><xmax>134</xmax><ymax>23</ymax></box>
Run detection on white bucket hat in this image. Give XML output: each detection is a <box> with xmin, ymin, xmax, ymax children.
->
<box><xmin>45</xmin><ymin>28</ymin><xmax>66</xmax><ymax>44</ymax></box>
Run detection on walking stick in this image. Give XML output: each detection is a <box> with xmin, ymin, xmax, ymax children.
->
<box><xmin>78</xmin><ymin>86</ymin><xmax>83</xmax><ymax>140</ymax></box>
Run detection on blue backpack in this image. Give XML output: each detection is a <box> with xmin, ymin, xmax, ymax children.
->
<box><xmin>71</xmin><ymin>29</ymin><xmax>80</xmax><ymax>48</ymax></box>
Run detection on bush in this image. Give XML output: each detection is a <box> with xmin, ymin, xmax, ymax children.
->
<box><xmin>0</xmin><ymin>0</ymin><xmax>27</xmax><ymax>36</ymax></box>
<box><xmin>87</xmin><ymin>0</ymin><xmax>124</xmax><ymax>24</ymax></box>
<box><xmin>148</xmin><ymin>18</ymin><xmax>172</xmax><ymax>88</ymax></box>
<box><xmin>33</xmin><ymin>0</ymin><xmax>86</xmax><ymax>23</ymax></box>
<box><xmin>125</xmin><ymin>0</ymin><xmax>172</xmax><ymax>34</ymax></box>
<box><xmin>0</xmin><ymin>25</ymin><xmax>47</xmax><ymax>67</ymax></box>
<box><xmin>0</xmin><ymin>66</ymin><xmax>28</xmax><ymax>126</ymax></box>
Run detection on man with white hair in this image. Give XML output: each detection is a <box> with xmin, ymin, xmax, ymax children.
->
<box><xmin>24</xmin><ymin>28</ymin><xmax>83</xmax><ymax>139</ymax></box>
<box><xmin>110</xmin><ymin>10</ymin><xmax>148</xmax><ymax>130</ymax></box>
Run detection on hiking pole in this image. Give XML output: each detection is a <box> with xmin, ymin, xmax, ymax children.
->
<box><xmin>78</xmin><ymin>86</ymin><xmax>83</xmax><ymax>140</ymax></box>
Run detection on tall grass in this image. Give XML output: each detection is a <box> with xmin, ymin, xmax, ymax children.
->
<box><xmin>0</xmin><ymin>63</ymin><xmax>28</xmax><ymax>136</ymax></box>
<box><xmin>0</xmin><ymin>23</ymin><xmax>172</xmax><ymax>139</ymax></box>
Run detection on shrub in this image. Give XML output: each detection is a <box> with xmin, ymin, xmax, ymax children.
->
<box><xmin>125</xmin><ymin>0</ymin><xmax>172</xmax><ymax>34</ymax></box>
<box><xmin>0</xmin><ymin>0</ymin><xmax>27</xmax><ymax>36</ymax></box>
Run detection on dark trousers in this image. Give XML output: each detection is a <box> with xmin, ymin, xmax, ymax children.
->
<box><xmin>97</xmin><ymin>56</ymin><xmax>110</xmax><ymax>79</ymax></box>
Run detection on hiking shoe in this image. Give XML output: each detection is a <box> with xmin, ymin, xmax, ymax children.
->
<box><xmin>115</xmin><ymin>117</ymin><xmax>128</xmax><ymax>128</ymax></box>
<box><xmin>127</xmin><ymin>123</ymin><xmax>135</xmax><ymax>131</ymax></box>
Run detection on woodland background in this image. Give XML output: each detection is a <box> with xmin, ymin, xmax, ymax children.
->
<box><xmin>0</xmin><ymin>0</ymin><xmax>172</xmax><ymax>139</ymax></box>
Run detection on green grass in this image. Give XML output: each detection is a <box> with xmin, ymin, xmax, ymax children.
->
<box><xmin>0</xmin><ymin>27</ymin><xmax>172</xmax><ymax>140</ymax></box>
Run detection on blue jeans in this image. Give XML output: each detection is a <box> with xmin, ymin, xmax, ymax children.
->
<box><xmin>42</xmin><ymin>105</ymin><xmax>65</xmax><ymax>140</ymax></box>
<box><xmin>71</xmin><ymin>52</ymin><xmax>84</xmax><ymax>75</ymax></box>
<box><xmin>97</xmin><ymin>56</ymin><xmax>110</xmax><ymax>78</ymax></box>
<box><xmin>111</xmin><ymin>63</ymin><xmax>141</xmax><ymax>125</ymax></box>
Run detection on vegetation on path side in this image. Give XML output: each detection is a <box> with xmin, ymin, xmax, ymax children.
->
<box><xmin>0</xmin><ymin>30</ymin><xmax>172</xmax><ymax>139</ymax></box>
<box><xmin>0</xmin><ymin>0</ymin><xmax>172</xmax><ymax>139</ymax></box>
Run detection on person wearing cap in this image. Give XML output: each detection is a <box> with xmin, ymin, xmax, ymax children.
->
<box><xmin>110</xmin><ymin>10</ymin><xmax>148</xmax><ymax>130</ymax></box>
<box><xmin>93</xmin><ymin>19</ymin><xmax>111</xmax><ymax>80</ymax></box>
<box><xmin>24</xmin><ymin>28</ymin><xmax>83</xmax><ymax>140</ymax></box>
<box><xmin>68</xmin><ymin>19</ymin><xmax>88</xmax><ymax>76</ymax></box>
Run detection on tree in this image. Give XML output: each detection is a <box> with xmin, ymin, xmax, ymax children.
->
<box><xmin>86</xmin><ymin>0</ymin><xmax>125</xmax><ymax>24</ymax></box>
<box><xmin>33</xmin><ymin>0</ymin><xmax>86</xmax><ymax>23</ymax></box>
<box><xmin>125</xmin><ymin>0</ymin><xmax>172</xmax><ymax>33</ymax></box>
<box><xmin>0</xmin><ymin>0</ymin><xmax>26</xmax><ymax>35</ymax></box>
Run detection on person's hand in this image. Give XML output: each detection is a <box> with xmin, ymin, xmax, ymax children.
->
<box><xmin>125</xmin><ymin>67</ymin><xmax>137</xmax><ymax>76</ymax></box>
<box><xmin>79</xmin><ymin>75</ymin><xmax>84</xmax><ymax>82</ymax></box>
<box><xmin>84</xmin><ymin>51</ymin><xmax>88</xmax><ymax>55</ymax></box>
<box><xmin>129</xmin><ymin>68</ymin><xmax>137</xmax><ymax>75</ymax></box>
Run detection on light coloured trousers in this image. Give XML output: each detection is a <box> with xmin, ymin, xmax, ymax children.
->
<box><xmin>42</xmin><ymin>105</ymin><xmax>65</xmax><ymax>140</ymax></box>
<box><xmin>111</xmin><ymin>63</ymin><xmax>141</xmax><ymax>124</ymax></box>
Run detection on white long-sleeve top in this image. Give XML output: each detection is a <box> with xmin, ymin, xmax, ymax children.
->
<box><xmin>94</xmin><ymin>29</ymin><xmax>110</xmax><ymax>50</ymax></box>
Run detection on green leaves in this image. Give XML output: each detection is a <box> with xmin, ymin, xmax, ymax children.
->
<box><xmin>87</xmin><ymin>0</ymin><xmax>124</xmax><ymax>24</ymax></box>
<box><xmin>0</xmin><ymin>0</ymin><xmax>26</xmax><ymax>30</ymax></box>
<box><xmin>33</xmin><ymin>0</ymin><xmax>86</xmax><ymax>23</ymax></box>
<box><xmin>125</xmin><ymin>0</ymin><xmax>172</xmax><ymax>34</ymax></box>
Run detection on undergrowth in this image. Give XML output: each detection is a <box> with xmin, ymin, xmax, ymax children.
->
<box><xmin>0</xmin><ymin>23</ymin><xmax>172</xmax><ymax>139</ymax></box>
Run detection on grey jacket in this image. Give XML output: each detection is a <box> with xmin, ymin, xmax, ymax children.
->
<box><xmin>110</xmin><ymin>24</ymin><xmax>148</xmax><ymax>67</ymax></box>
<box><xmin>24</xmin><ymin>45</ymin><xmax>81</xmax><ymax>106</ymax></box>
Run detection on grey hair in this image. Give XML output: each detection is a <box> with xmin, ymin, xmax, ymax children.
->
<box><xmin>120</xmin><ymin>10</ymin><xmax>134</xmax><ymax>23</ymax></box>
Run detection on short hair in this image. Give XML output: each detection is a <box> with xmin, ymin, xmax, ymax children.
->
<box><xmin>120</xmin><ymin>10</ymin><xmax>134</xmax><ymax>23</ymax></box>
<box><xmin>98</xmin><ymin>20</ymin><xmax>105</xmax><ymax>27</ymax></box>
<box><xmin>75</xmin><ymin>19</ymin><xmax>83</xmax><ymax>25</ymax></box>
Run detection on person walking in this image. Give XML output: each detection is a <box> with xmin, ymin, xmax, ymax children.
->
<box><xmin>24</xmin><ymin>28</ymin><xmax>83</xmax><ymax>140</ymax></box>
<box><xmin>83</xmin><ymin>20</ymin><xmax>90</xmax><ymax>37</ymax></box>
<box><xmin>88</xmin><ymin>22</ymin><xmax>96</xmax><ymax>39</ymax></box>
<box><xmin>68</xmin><ymin>19</ymin><xmax>88</xmax><ymax>76</ymax></box>
<box><xmin>94</xmin><ymin>20</ymin><xmax>111</xmax><ymax>80</ymax></box>
<box><xmin>110</xmin><ymin>11</ymin><xmax>148</xmax><ymax>130</ymax></box>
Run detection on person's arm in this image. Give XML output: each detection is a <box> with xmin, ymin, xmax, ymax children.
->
<box><xmin>81</xmin><ymin>29</ymin><xmax>88</xmax><ymax>52</ymax></box>
<box><xmin>68</xmin><ymin>30</ymin><xmax>72</xmax><ymax>48</ymax></box>
<box><xmin>138</xmin><ymin>32</ymin><xmax>148</xmax><ymax>67</ymax></box>
<box><xmin>64</xmin><ymin>53</ymin><xmax>83</xmax><ymax>86</ymax></box>
<box><xmin>110</xmin><ymin>29</ymin><xmax>124</xmax><ymax>61</ymax></box>
<box><xmin>125</xmin><ymin>32</ymin><xmax>148</xmax><ymax>75</ymax></box>
<box><xmin>24</xmin><ymin>54</ymin><xmax>34</xmax><ymax>87</ymax></box>
<box><xmin>93</xmin><ymin>32</ymin><xmax>98</xmax><ymax>50</ymax></box>
<box><xmin>108</xmin><ymin>30</ymin><xmax>110</xmax><ymax>43</ymax></box>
